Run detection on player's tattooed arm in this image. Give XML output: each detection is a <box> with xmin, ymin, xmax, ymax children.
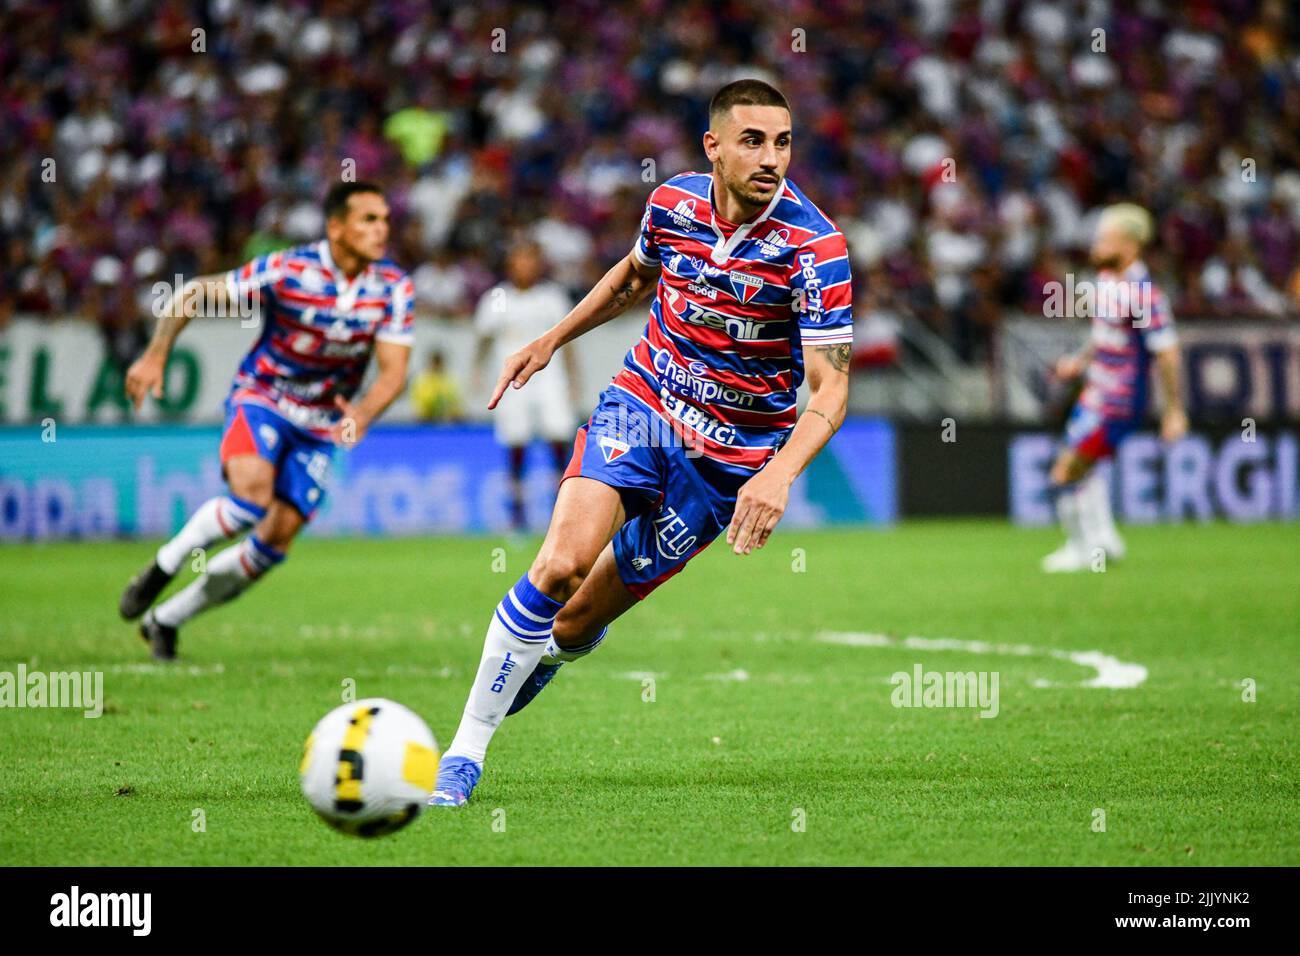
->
<box><xmin>813</xmin><ymin>343</ymin><xmax>852</xmax><ymax>374</ymax></box>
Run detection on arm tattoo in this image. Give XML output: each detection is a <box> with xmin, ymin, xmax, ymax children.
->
<box><xmin>804</xmin><ymin>407</ymin><xmax>838</xmax><ymax>434</ymax></box>
<box><xmin>609</xmin><ymin>280</ymin><xmax>638</xmax><ymax>313</ymax></box>
<box><xmin>814</xmin><ymin>343</ymin><xmax>852</xmax><ymax>374</ymax></box>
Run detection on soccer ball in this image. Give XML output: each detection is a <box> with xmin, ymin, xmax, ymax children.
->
<box><xmin>299</xmin><ymin>698</ymin><xmax>439</xmax><ymax>837</ymax></box>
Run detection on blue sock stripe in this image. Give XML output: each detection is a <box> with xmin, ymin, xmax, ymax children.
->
<box><xmin>511</xmin><ymin>573</ymin><xmax>564</xmax><ymax>619</ymax></box>
<box><xmin>226</xmin><ymin>493</ymin><xmax>267</xmax><ymax>521</ymax></box>
<box><xmin>505</xmin><ymin>587</ymin><xmax>555</xmax><ymax>625</ymax></box>
<box><xmin>494</xmin><ymin>607</ymin><xmax>552</xmax><ymax>644</ymax></box>
<box><xmin>569</xmin><ymin>625</ymin><xmax>608</xmax><ymax>655</ymax></box>
<box><xmin>496</xmin><ymin>599</ymin><xmax>552</xmax><ymax>637</ymax></box>
<box><xmin>247</xmin><ymin>534</ymin><xmax>286</xmax><ymax>566</ymax></box>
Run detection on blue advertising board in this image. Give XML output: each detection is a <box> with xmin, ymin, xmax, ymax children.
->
<box><xmin>0</xmin><ymin>419</ymin><xmax>895</xmax><ymax>540</ymax></box>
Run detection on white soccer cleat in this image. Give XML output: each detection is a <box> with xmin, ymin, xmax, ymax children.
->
<box><xmin>1040</xmin><ymin>543</ymin><xmax>1090</xmax><ymax>573</ymax></box>
<box><xmin>1100</xmin><ymin>535</ymin><xmax>1126</xmax><ymax>562</ymax></box>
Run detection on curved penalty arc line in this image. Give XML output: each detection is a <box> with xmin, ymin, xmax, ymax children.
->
<box><xmin>814</xmin><ymin>631</ymin><xmax>1148</xmax><ymax>689</ymax></box>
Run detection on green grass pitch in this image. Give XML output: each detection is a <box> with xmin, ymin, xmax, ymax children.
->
<box><xmin>1</xmin><ymin>520</ymin><xmax>1296</xmax><ymax>866</ymax></box>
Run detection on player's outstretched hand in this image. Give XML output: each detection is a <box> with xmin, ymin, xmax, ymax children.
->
<box><xmin>488</xmin><ymin>339</ymin><xmax>554</xmax><ymax>410</ymax></box>
<box><xmin>727</xmin><ymin>468</ymin><xmax>791</xmax><ymax>555</ymax></box>
<box><xmin>125</xmin><ymin>352</ymin><xmax>166</xmax><ymax>410</ymax></box>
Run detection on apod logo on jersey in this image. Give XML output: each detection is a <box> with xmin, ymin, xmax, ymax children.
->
<box><xmin>730</xmin><ymin>272</ymin><xmax>764</xmax><ymax>304</ymax></box>
<box><xmin>598</xmin><ymin>435</ymin><xmax>630</xmax><ymax>463</ymax></box>
<box><xmin>668</xmin><ymin>199</ymin><xmax>698</xmax><ymax>229</ymax></box>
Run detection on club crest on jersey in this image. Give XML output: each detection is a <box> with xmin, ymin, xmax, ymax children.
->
<box><xmin>598</xmin><ymin>435</ymin><xmax>631</xmax><ymax>463</ymax></box>
<box><xmin>730</xmin><ymin>271</ymin><xmax>764</xmax><ymax>304</ymax></box>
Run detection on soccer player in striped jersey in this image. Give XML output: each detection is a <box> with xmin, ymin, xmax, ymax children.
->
<box><xmin>118</xmin><ymin>182</ymin><xmax>414</xmax><ymax>658</ymax></box>
<box><xmin>433</xmin><ymin>79</ymin><xmax>853</xmax><ymax>805</ymax></box>
<box><xmin>1042</xmin><ymin>203</ymin><xmax>1187</xmax><ymax>573</ymax></box>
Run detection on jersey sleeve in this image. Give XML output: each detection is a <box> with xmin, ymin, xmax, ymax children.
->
<box><xmin>631</xmin><ymin>190</ymin><xmax>661</xmax><ymax>269</ymax></box>
<box><xmin>376</xmin><ymin>274</ymin><xmax>415</xmax><ymax>346</ymax></box>
<box><xmin>1138</xmin><ymin>281</ymin><xmax>1177</xmax><ymax>352</ymax></box>
<box><xmin>225</xmin><ymin>249</ymin><xmax>287</xmax><ymax>306</ymax></box>
<box><xmin>790</xmin><ymin>231</ymin><xmax>854</xmax><ymax>346</ymax></box>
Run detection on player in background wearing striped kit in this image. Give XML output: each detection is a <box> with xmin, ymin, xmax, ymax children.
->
<box><xmin>1042</xmin><ymin>203</ymin><xmax>1188</xmax><ymax>573</ymax></box>
<box><xmin>433</xmin><ymin>79</ymin><xmax>854</xmax><ymax>806</ymax></box>
<box><xmin>118</xmin><ymin>182</ymin><xmax>414</xmax><ymax>658</ymax></box>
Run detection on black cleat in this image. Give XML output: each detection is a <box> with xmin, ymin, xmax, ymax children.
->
<box><xmin>119</xmin><ymin>559</ymin><xmax>174</xmax><ymax>620</ymax></box>
<box><xmin>139</xmin><ymin>611</ymin><xmax>179</xmax><ymax>661</ymax></box>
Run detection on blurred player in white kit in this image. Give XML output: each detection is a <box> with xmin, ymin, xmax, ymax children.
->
<box><xmin>471</xmin><ymin>239</ymin><xmax>582</xmax><ymax>530</ymax></box>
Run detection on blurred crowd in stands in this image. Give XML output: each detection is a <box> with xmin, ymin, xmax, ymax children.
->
<box><xmin>2</xmin><ymin>0</ymin><xmax>1298</xmax><ymax>369</ymax></box>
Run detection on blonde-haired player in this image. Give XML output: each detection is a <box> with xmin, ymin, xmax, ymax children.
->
<box><xmin>1043</xmin><ymin>203</ymin><xmax>1188</xmax><ymax>572</ymax></box>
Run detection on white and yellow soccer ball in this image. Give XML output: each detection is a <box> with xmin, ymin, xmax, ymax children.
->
<box><xmin>299</xmin><ymin>698</ymin><xmax>439</xmax><ymax>837</ymax></box>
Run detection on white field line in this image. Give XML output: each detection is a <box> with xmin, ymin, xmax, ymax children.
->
<box><xmin>815</xmin><ymin>631</ymin><xmax>1148</xmax><ymax>689</ymax></box>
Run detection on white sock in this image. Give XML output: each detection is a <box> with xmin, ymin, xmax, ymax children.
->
<box><xmin>445</xmin><ymin>573</ymin><xmax>564</xmax><ymax>766</ymax></box>
<box><xmin>542</xmin><ymin>626</ymin><xmax>608</xmax><ymax>664</ymax></box>
<box><xmin>1054</xmin><ymin>482</ymin><xmax>1086</xmax><ymax>552</ymax></box>
<box><xmin>1079</xmin><ymin>469</ymin><xmax>1123</xmax><ymax>554</ymax></box>
<box><xmin>153</xmin><ymin>535</ymin><xmax>285</xmax><ymax>627</ymax></box>
<box><xmin>156</xmin><ymin>495</ymin><xmax>265</xmax><ymax>575</ymax></box>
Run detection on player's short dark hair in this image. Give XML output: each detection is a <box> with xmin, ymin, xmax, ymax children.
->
<box><xmin>323</xmin><ymin>181</ymin><xmax>385</xmax><ymax>221</ymax></box>
<box><xmin>708</xmin><ymin>79</ymin><xmax>790</xmax><ymax>127</ymax></box>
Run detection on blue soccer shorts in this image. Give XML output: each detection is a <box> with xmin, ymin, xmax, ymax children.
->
<box><xmin>560</xmin><ymin>387</ymin><xmax>749</xmax><ymax>599</ymax></box>
<box><xmin>219</xmin><ymin>398</ymin><xmax>335</xmax><ymax>520</ymax></box>
<box><xmin>1064</xmin><ymin>402</ymin><xmax>1139</xmax><ymax>461</ymax></box>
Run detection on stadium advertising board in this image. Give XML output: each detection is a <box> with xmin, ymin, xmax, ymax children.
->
<box><xmin>897</xmin><ymin>423</ymin><xmax>1299</xmax><ymax>523</ymax></box>
<box><xmin>0</xmin><ymin>419</ymin><xmax>895</xmax><ymax>540</ymax></box>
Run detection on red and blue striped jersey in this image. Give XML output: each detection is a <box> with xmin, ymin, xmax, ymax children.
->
<box><xmin>224</xmin><ymin>240</ymin><xmax>414</xmax><ymax>437</ymax></box>
<box><xmin>1079</xmin><ymin>260</ymin><xmax>1177</xmax><ymax>421</ymax></box>
<box><xmin>614</xmin><ymin>171</ymin><xmax>853</xmax><ymax>474</ymax></box>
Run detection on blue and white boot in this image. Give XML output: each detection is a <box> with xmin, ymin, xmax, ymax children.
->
<box><xmin>506</xmin><ymin>626</ymin><xmax>608</xmax><ymax>716</ymax></box>
<box><xmin>506</xmin><ymin>660</ymin><xmax>563</xmax><ymax>716</ymax></box>
<box><xmin>429</xmin><ymin>755</ymin><xmax>482</xmax><ymax>807</ymax></box>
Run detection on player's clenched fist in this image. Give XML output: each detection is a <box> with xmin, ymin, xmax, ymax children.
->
<box><xmin>727</xmin><ymin>467</ymin><xmax>791</xmax><ymax>555</ymax></box>
<box><xmin>125</xmin><ymin>352</ymin><xmax>166</xmax><ymax>410</ymax></box>
<box><xmin>488</xmin><ymin>338</ymin><xmax>554</xmax><ymax>410</ymax></box>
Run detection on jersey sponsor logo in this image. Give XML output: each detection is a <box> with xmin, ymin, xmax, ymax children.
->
<box><xmin>796</xmin><ymin>251</ymin><xmax>824</xmax><ymax>321</ymax></box>
<box><xmin>598</xmin><ymin>435</ymin><xmax>630</xmax><ymax>463</ymax></box>
<box><xmin>730</xmin><ymin>271</ymin><xmax>764</xmax><ymax>304</ymax></box>
<box><xmin>652</xmin><ymin>347</ymin><xmax>755</xmax><ymax>408</ymax></box>
<box><xmin>687</xmin><ymin>281</ymin><xmax>718</xmax><ymax>300</ymax></box>
<box><xmin>658</xmin><ymin>387</ymin><xmax>736</xmax><ymax>445</ymax></box>
<box><xmin>668</xmin><ymin>199</ymin><xmax>698</xmax><ymax>229</ymax></box>
<box><xmin>299</xmin><ymin>268</ymin><xmax>325</xmax><ymax>293</ymax></box>
<box><xmin>688</xmin><ymin>255</ymin><xmax>726</xmax><ymax>279</ymax></box>
<box><xmin>667</xmin><ymin>290</ymin><xmax>778</xmax><ymax>342</ymax></box>
<box><xmin>756</xmin><ymin>227</ymin><xmax>790</xmax><ymax>257</ymax></box>
<box><xmin>652</xmin><ymin>505</ymin><xmax>698</xmax><ymax>559</ymax></box>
